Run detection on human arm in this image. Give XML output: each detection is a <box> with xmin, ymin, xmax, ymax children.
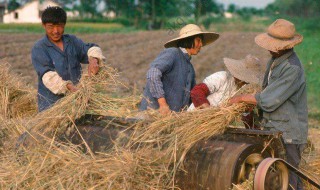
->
<box><xmin>147</xmin><ymin>49</ymin><xmax>176</xmax><ymax>114</ymax></box>
<box><xmin>32</xmin><ymin>45</ymin><xmax>78</xmax><ymax>94</ymax></box>
<box><xmin>42</xmin><ymin>71</ymin><xmax>78</xmax><ymax>94</ymax></box>
<box><xmin>190</xmin><ymin>83</ymin><xmax>210</xmax><ymax>108</ymax></box>
<box><xmin>254</xmin><ymin>65</ymin><xmax>301</xmax><ymax>112</ymax></box>
<box><xmin>229</xmin><ymin>94</ymin><xmax>257</xmax><ymax>105</ymax></box>
<box><xmin>70</xmin><ymin>35</ymin><xmax>103</xmax><ymax>76</ymax></box>
<box><xmin>158</xmin><ymin>97</ymin><xmax>171</xmax><ymax>115</ymax></box>
<box><xmin>87</xmin><ymin>46</ymin><xmax>106</xmax><ymax>76</ymax></box>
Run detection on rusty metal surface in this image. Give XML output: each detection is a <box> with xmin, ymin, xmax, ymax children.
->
<box><xmin>254</xmin><ymin>158</ymin><xmax>289</xmax><ymax>190</ymax></box>
<box><xmin>67</xmin><ymin>115</ymin><xmax>141</xmax><ymax>153</ymax></box>
<box><xmin>176</xmin><ymin>140</ymin><xmax>270</xmax><ymax>190</ymax></box>
<box><xmin>279</xmin><ymin>159</ymin><xmax>320</xmax><ymax>189</ymax></box>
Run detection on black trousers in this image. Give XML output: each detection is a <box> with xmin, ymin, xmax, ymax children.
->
<box><xmin>285</xmin><ymin>144</ymin><xmax>306</xmax><ymax>190</ymax></box>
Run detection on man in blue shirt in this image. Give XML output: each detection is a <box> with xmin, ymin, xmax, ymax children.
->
<box><xmin>31</xmin><ymin>6</ymin><xmax>105</xmax><ymax>112</ymax></box>
<box><xmin>139</xmin><ymin>24</ymin><xmax>219</xmax><ymax>115</ymax></box>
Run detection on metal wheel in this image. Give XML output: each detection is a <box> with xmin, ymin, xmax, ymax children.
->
<box><xmin>237</xmin><ymin>153</ymin><xmax>264</xmax><ymax>182</ymax></box>
<box><xmin>254</xmin><ymin>158</ymin><xmax>289</xmax><ymax>190</ymax></box>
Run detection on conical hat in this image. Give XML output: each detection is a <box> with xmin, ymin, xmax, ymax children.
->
<box><xmin>224</xmin><ymin>55</ymin><xmax>264</xmax><ymax>85</ymax></box>
<box><xmin>164</xmin><ymin>24</ymin><xmax>219</xmax><ymax>48</ymax></box>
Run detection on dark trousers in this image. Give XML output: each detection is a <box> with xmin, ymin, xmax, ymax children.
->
<box><xmin>285</xmin><ymin>144</ymin><xmax>306</xmax><ymax>190</ymax></box>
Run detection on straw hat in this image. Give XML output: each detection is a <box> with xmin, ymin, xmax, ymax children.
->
<box><xmin>223</xmin><ymin>55</ymin><xmax>263</xmax><ymax>85</ymax></box>
<box><xmin>255</xmin><ymin>19</ymin><xmax>303</xmax><ymax>52</ymax></box>
<box><xmin>164</xmin><ymin>24</ymin><xmax>219</xmax><ymax>48</ymax></box>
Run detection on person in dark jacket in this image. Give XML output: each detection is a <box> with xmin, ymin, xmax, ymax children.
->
<box><xmin>31</xmin><ymin>6</ymin><xmax>105</xmax><ymax>112</ymax></box>
<box><xmin>229</xmin><ymin>19</ymin><xmax>308</xmax><ymax>190</ymax></box>
<box><xmin>139</xmin><ymin>24</ymin><xmax>219</xmax><ymax>115</ymax></box>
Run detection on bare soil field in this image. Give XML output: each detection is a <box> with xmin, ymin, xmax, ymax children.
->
<box><xmin>0</xmin><ymin>31</ymin><xmax>270</xmax><ymax>90</ymax></box>
<box><xmin>1</xmin><ymin>31</ymin><xmax>319</xmax><ymax>161</ymax></box>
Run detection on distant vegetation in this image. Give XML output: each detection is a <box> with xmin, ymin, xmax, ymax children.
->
<box><xmin>0</xmin><ymin>22</ymin><xmax>136</xmax><ymax>33</ymax></box>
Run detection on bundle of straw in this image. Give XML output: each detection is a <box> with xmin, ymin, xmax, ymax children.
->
<box><xmin>0</xmin><ymin>61</ymin><xmax>37</xmax><ymax>119</ymax></box>
<box><xmin>23</xmin><ymin>65</ymin><xmax>140</xmax><ymax>141</ymax></box>
<box><xmin>0</xmin><ymin>82</ymin><xmax>256</xmax><ymax>189</ymax></box>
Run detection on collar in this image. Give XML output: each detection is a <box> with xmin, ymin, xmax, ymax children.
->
<box><xmin>44</xmin><ymin>34</ymin><xmax>70</xmax><ymax>47</ymax></box>
<box><xmin>179</xmin><ymin>47</ymin><xmax>192</xmax><ymax>61</ymax></box>
<box><xmin>271</xmin><ymin>49</ymin><xmax>294</xmax><ymax>70</ymax></box>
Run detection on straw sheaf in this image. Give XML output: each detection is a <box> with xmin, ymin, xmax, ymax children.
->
<box><xmin>0</xmin><ymin>83</ymin><xmax>258</xmax><ymax>189</ymax></box>
<box><xmin>164</xmin><ymin>24</ymin><xmax>219</xmax><ymax>48</ymax></box>
<box><xmin>0</xmin><ymin>61</ymin><xmax>37</xmax><ymax>119</ymax></box>
<box><xmin>1</xmin><ymin>63</ymin><xmax>318</xmax><ymax>189</ymax></box>
<box><xmin>224</xmin><ymin>55</ymin><xmax>263</xmax><ymax>85</ymax></box>
<box><xmin>255</xmin><ymin>19</ymin><xmax>303</xmax><ymax>52</ymax></box>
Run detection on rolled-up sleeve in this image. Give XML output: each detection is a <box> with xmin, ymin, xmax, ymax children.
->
<box><xmin>255</xmin><ymin>65</ymin><xmax>300</xmax><ymax>112</ymax></box>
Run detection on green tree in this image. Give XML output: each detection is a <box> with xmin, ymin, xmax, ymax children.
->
<box><xmin>194</xmin><ymin>0</ymin><xmax>222</xmax><ymax>23</ymax></box>
<box><xmin>8</xmin><ymin>0</ymin><xmax>20</xmax><ymax>11</ymax></box>
<box><xmin>227</xmin><ymin>4</ymin><xmax>236</xmax><ymax>13</ymax></box>
<box><xmin>75</xmin><ymin>0</ymin><xmax>103</xmax><ymax>18</ymax></box>
<box><xmin>269</xmin><ymin>0</ymin><xmax>320</xmax><ymax>17</ymax></box>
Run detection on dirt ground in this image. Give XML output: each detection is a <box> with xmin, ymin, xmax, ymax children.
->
<box><xmin>0</xmin><ymin>31</ymin><xmax>270</xmax><ymax>89</ymax></box>
<box><xmin>1</xmin><ymin>31</ymin><xmax>319</xmax><ymax>160</ymax></box>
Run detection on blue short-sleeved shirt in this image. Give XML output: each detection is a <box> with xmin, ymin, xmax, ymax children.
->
<box><xmin>31</xmin><ymin>34</ymin><xmax>96</xmax><ymax>112</ymax></box>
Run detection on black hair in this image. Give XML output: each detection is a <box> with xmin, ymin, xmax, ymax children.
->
<box><xmin>177</xmin><ymin>34</ymin><xmax>204</xmax><ymax>49</ymax></box>
<box><xmin>41</xmin><ymin>6</ymin><xmax>67</xmax><ymax>24</ymax></box>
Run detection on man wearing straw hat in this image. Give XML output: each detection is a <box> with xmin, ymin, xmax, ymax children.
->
<box><xmin>139</xmin><ymin>24</ymin><xmax>219</xmax><ymax>115</ymax></box>
<box><xmin>188</xmin><ymin>55</ymin><xmax>263</xmax><ymax>129</ymax></box>
<box><xmin>229</xmin><ymin>19</ymin><xmax>307</xmax><ymax>190</ymax></box>
<box><xmin>32</xmin><ymin>6</ymin><xmax>105</xmax><ymax>112</ymax></box>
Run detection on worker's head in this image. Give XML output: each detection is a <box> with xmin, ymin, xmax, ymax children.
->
<box><xmin>177</xmin><ymin>34</ymin><xmax>204</xmax><ymax>55</ymax></box>
<box><xmin>223</xmin><ymin>55</ymin><xmax>263</xmax><ymax>86</ymax></box>
<box><xmin>41</xmin><ymin>6</ymin><xmax>66</xmax><ymax>43</ymax></box>
<box><xmin>164</xmin><ymin>24</ymin><xmax>219</xmax><ymax>55</ymax></box>
<box><xmin>42</xmin><ymin>6</ymin><xmax>67</xmax><ymax>25</ymax></box>
<box><xmin>255</xmin><ymin>19</ymin><xmax>302</xmax><ymax>55</ymax></box>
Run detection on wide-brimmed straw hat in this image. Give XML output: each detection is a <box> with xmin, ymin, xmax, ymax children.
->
<box><xmin>164</xmin><ymin>24</ymin><xmax>219</xmax><ymax>48</ymax></box>
<box><xmin>255</xmin><ymin>19</ymin><xmax>303</xmax><ymax>52</ymax></box>
<box><xmin>223</xmin><ymin>55</ymin><xmax>263</xmax><ymax>85</ymax></box>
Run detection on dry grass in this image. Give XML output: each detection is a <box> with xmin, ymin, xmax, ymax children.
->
<box><xmin>0</xmin><ymin>64</ymin><xmax>253</xmax><ymax>189</ymax></box>
<box><xmin>0</xmin><ymin>61</ymin><xmax>37</xmax><ymax>119</ymax></box>
<box><xmin>0</xmin><ymin>63</ymin><xmax>319</xmax><ymax>189</ymax></box>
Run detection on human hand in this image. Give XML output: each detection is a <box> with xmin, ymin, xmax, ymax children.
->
<box><xmin>229</xmin><ymin>95</ymin><xmax>242</xmax><ymax>104</ymax></box>
<box><xmin>158</xmin><ymin>97</ymin><xmax>171</xmax><ymax>116</ymax></box>
<box><xmin>88</xmin><ymin>57</ymin><xmax>100</xmax><ymax>76</ymax></box>
<box><xmin>198</xmin><ymin>103</ymin><xmax>210</xmax><ymax>109</ymax></box>
<box><xmin>159</xmin><ymin>105</ymin><xmax>171</xmax><ymax>116</ymax></box>
<box><xmin>66</xmin><ymin>83</ymin><xmax>78</xmax><ymax>92</ymax></box>
<box><xmin>229</xmin><ymin>94</ymin><xmax>257</xmax><ymax>105</ymax></box>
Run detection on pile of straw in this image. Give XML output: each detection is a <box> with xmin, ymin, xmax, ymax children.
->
<box><xmin>1</xmin><ymin>62</ymin><xmax>318</xmax><ymax>189</ymax></box>
<box><xmin>0</xmin><ymin>73</ymin><xmax>252</xmax><ymax>189</ymax></box>
<box><xmin>0</xmin><ymin>61</ymin><xmax>37</xmax><ymax>119</ymax></box>
<box><xmin>22</xmin><ymin>65</ymin><xmax>140</xmax><ymax>141</ymax></box>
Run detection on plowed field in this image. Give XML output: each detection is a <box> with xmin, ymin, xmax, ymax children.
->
<box><xmin>0</xmin><ymin>31</ymin><xmax>270</xmax><ymax>89</ymax></box>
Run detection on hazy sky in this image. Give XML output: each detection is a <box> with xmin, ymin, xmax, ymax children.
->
<box><xmin>217</xmin><ymin>0</ymin><xmax>275</xmax><ymax>9</ymax></box>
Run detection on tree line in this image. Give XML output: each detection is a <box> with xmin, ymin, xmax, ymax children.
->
<box><xmin>6</xmin><ymin>0</ymin><xmax>320</xmax><ymax>29</ymax></box>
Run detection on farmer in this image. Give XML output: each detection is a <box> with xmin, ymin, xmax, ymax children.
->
<box><xmin>139</xmin><ymin>24</ymin><xmax>219</xmax><ymax>115</ymax></box>
<box><xmin>188</xmin><ymin>55</ymin><xmax>263</xmax><ymax>129</ymax></box>
<box><xmin>31</xmin><ymin>6</ymin><xmax>105</xmax><ymax>112</ymax></box>
<box><xmin>229</xmin><ymin>19</ymin><xmax>307</xmax><ymax>190</ymax></box>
